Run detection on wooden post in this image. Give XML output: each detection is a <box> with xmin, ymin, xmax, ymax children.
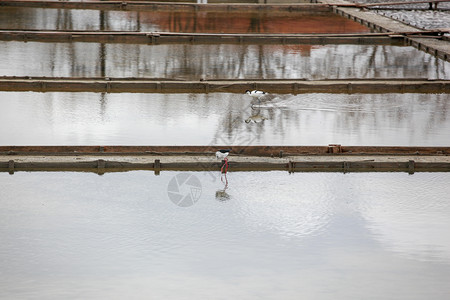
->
<box><xmin>343</xmin><ymin>161</ymin><xmax>350</xmax><ymax>173</ymax></box>
<box><xmin>8</xmin><ymin>160</ymin><xmax>14</xmax><ymax>175</ymax></box>
<box><xmin>288</xmin><ymin>161</ymin><xmax>294</xmax><ymax>173</ymax></box>
<box><xmin>154</xmin><ymin>159</ymin><xmax>161</xmax><ymax>175</ymax></box>
<box><xmin>97</xmin><ymin>159</ymin><xmax>105</xmax><ymax>175</ymax></box>
<box><xmin>328</xmin><ymin>144</ymin><xmax>342</xmax><ymax>153</ymax></box>
<box><xmin>408</xmin><ymin>160</ymin><xmax>415</xmax><ymax>174</ymax></box>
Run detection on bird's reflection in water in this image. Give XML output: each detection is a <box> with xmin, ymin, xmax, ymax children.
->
<box><xmin>245</xmin><ymin>107</ymin><xmax>268</xmax><ymax>124</ymax></box>
<box><xmin>247</xmin><ymin>90</ymin><xmax>277</xmax><ymax>110</ymax></box>
<box><xmin>245</xmin><ymin>114</ymin><xmax>268</xmax><ymax>123</ymax></box>
<box><xmin>215</xmin><ymin>174</ymin><xmax>231</xmax><ymax>201</ymax></box>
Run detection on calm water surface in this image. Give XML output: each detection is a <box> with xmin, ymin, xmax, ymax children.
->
<box><xmin>0</xmin><ymin>171</ymin><xmax>449</xmax><ymax>299</ymax></box>
<box><xmin>0</xmin><ymin>92</ymin><xmax>449</xmax><ymax>146</ymax></box>
<box><xmin>0</xmin><ymin>7</ymin><xmax>370</xmax><ymax>33</ymax></box>
<box><xmin>1</xmin><ymin>41</ymin><xmax>449</xmax><ymax>79</ymax></box>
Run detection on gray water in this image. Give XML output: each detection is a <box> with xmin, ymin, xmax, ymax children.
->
<box><xmin>1</xmin><ymin>92</ymin><xmax>449</xmax><ymax>146</ymax></box>
<box><xmin>1</xmin><ymin>41</ymin><xmax>449</xmax><ymax>79</ymax></box>
<box><xmin>0</xmin><ymin>171</ymin><xmax>449</xmax><ymax>299</ymax></box>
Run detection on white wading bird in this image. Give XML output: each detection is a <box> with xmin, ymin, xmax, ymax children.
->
<box><xmin>246</xmin><ymin>90</ymin><xmax>267</xmax><ymax>98</ymax></box>
<box><xmin>215</xmin><ymin>149</ymin><xmax>231</xmax><ymax>173</ymax></box>
<box><xmin>245</xmin><ymin>90</ymin><xmax>272</xmax><ymax>109</ymax></box>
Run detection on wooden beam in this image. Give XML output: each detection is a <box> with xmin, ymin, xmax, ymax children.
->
<box><xmin>1</xmin><ymin>159</ymin><xmax>449</xmax><ymax>173</ymax></box>
<box><xmin>0</xmin><ymin>30</ymin><xmax>410</xmax><ymax>45</ymax></box>
<box><xmin>1</xmin><ymin>77</ymin><xmax>449</xmax><ymax>94</ymax></box>
<box><xmin>1</xmin><ymin>145</ymin><xmax>449</xmax><ymax>156</ymax></box>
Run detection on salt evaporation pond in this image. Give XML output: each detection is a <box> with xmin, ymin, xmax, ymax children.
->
<box><xmin>1</xmin><ymin>92</ymin><xmax>449</xmax><ymax>146</ymax></box>
<box><xmin>0</xmin><ymin>171</ymin><xmax>449</xmax><ymax>299</ymax></box>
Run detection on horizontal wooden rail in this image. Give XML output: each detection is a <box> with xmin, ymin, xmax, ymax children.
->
<box><xmin>4</xmin><ymin>29</ymin><xmax>444</xmax><ymax>37</ymax></box>
<box><xmin>0</xmin><ymin>30</ymin><xmax>407</xmax><ymax>45</ymax></box>
<box><xmin>1</xmin><ymin>77</ymin><xmax>449</xmax><ymax>94</ymax></box>
<box><xmin>1</xmin><ymin>145</ymin><xmax>449</xmax><ymax>156</ymax></box>
<box><xmin>3</xmin><ymin>29</ymin><xmax>447</xmax><ymax>45</ymax></box>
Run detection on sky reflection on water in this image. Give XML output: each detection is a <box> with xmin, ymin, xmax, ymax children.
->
<box><xmin>0</xmin><ymin>171</ymin><xmax>449</xmax><ymax>299</ymax></box>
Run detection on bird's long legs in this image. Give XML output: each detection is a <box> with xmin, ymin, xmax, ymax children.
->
<box><xmin>221</xmin><ymin>157</ymin><xmax>229</xmax><ymax>174</ymax></box>
<box><xmin>220</xmin><ymin>173</ymin><xmax>228</xmax><ymax>189</ymax></box>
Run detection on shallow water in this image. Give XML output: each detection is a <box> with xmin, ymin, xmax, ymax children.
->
<box><xmin>0</xmin><ymin>92</ymin><xmax>449</xmax><ymax>146</ymax></box>
<box><xmin>0</xmin><ymin>171</ymin><xmax>449</xmax><ymax>299</ymax></box>
<box><xmin>0</xmin><ymin>7</ymin><xmax>370</xmax><ymax>33</ymax></box>
<box><xmin>1</xmin><ymin>41</ymin><xmax>449</xmax><ymax>79</ymax></box>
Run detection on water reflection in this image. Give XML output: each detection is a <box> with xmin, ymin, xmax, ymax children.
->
<box><xmin>350</xmin><ymin>173</ymin><xmax>450</xmax><ymax>263</ymax></box>
<box><xmin>1</xmin><ymin>171</ymin><xmax>450</xmax><ymax>299</ymax></box>
<box><xmin>1</xmin><ymin>41</ymin><xmax>449</xmax><ymax>79</ymax></box>
<box><xmin>215</xmin><ymin>174</ymin><xmax>230</xmax><ymax>201</ymax></box>
<box><xmin>245</xmin><ymin>113</ymin><xmax>268</xmax><ymax>123</ymax></box>
<box><xmin>0</xmin><ymin>7</ymin><xmax>370</xmax><ymax>34</ymax></box>
<box><xmin>0</xmin><ymin>92</ymin><xmax>449</xmax><ymax>146</ymax></box>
